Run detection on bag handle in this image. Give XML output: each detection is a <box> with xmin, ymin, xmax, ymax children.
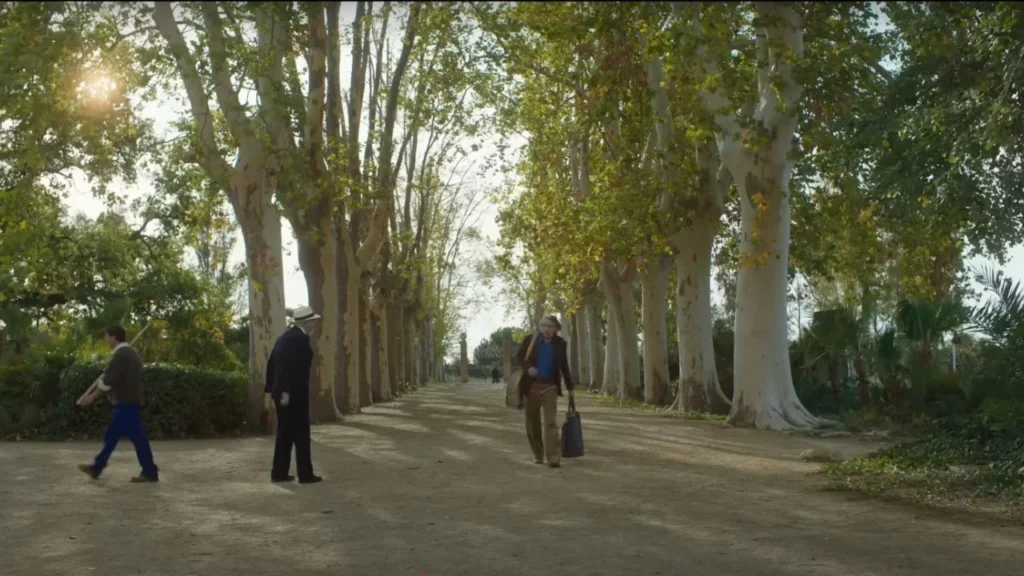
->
<box><xmin>567</xmin><ymin>397</ymin><xmax>577</xmax><ymax>414</ymax></box>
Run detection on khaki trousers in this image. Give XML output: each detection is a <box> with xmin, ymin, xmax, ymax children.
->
<box><xmin>525</xmin><ymin>381</ymin><xmax>560</xmax><ymax>464</ymax></box>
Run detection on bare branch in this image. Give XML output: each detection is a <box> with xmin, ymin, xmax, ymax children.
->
<box><xmin>152</xmin><ymin>2</ymin><xmax>231</xmax><ymax>186</ymax></box>
<box><xmin>305</xmin><ymin>2</ymin><xmax>328</xmax><ymax>170</ymax></box>
<box><xmin>326</xmin><ymin>2</ymin><xmax>344</xmax><ymax>143</ymax></box>
<box><xmin>199</xmin><ymin>3</ymin><xmax>257</xmax><ymax>150</ymax></box>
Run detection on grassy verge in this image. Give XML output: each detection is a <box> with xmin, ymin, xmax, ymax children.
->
<box><xmin>823</xmin><ymin>404</ymin><xmax>1024</xmax><ymax>521</ymax></box>
<box><xmin>594</xmin><ymin>394</ymin><xmax>727</xmax><ymax>422</ymax></box>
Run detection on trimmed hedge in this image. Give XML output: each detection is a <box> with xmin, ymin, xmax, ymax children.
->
<box><xmin>49</xmin><ymin>362</ymin><xmax>248</xmax><ymax>440</ymax></box>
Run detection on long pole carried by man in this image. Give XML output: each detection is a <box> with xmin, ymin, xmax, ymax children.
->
<box><xmin>76</xmin><ymin>320</ymin><xmax>152</xmax><ymax>407</ymax></box>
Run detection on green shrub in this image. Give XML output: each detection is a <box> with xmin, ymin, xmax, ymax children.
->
<box><xmin>0</xmin><ymin>341</ymin><xmax>76</xmax><ymax>434</ymax></box>
<box><xmin>48</xmin><ymin>362</ymin><xmax>248</xmax><ymax>440</ymax></box>
<box><xmin>827</xmin><ymin>401</ymin><xmax>1024</xmax><ymax>500</ymax></box>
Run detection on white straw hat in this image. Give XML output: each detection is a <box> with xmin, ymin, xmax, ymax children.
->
<box><xmin>291</xmin><ymin>305</ymin><xmax>322</xmax><ymax>323</ymax></box>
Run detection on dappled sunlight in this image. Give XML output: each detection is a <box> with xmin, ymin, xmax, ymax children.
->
<box><xmin>535</xmin><ymin>516</ymin><xmax>586</xmax><ymax>528</ymax></box>
<box><xmin>448</xmin><ymin>519</ymin><xmax>522</xmax><ymax>543</ymax></box>
<box><xmin>358</xmin><ymin>405</ymin><xmax>414</xmax><ymax>417</ymax></box>
<box><xmin>445</xmin><ymin>427</ymin><xmax>505</xmax><ymax>448</ymax></box>
<box><xmin>425</xmin><ymin>412</ymin><xmax>458</xmax><ymax>420</ymax></box>
<box><xmin>333</xmin><ymin>437</ymin><xmax>424</xmax><ymax>466</ymax></box>
<box><xmin>573</xmin><ymin>491</ymin><xmax>621</xmax><ymax>507</ymax></box>
<box><xmin>348</xmin><ymin>417</ymin><xmax>434</xmax><ymax>434</ymax></box>
<box><xmin>417</xmin><ymin>401</ymin><xmax>490</xmax><ymax>413</ymax></box>
<box><xmin>439</xmin><ymin>447</ymin><xmax>473</xmax><ymax>462</ymax></box>
<box><xmin>359</xmin><ymin>502</ymin><xmax>406</xmax><ymax>525</ymax></box>
<box><xmin>2</xmin><ymin>382</ymin><xmax>1023</xmax><ymax>575</ymax></box>
<box><xmin>313</xmin><ymin>422</ymin><xmax>382</xmax><ymax>443</ymax></box>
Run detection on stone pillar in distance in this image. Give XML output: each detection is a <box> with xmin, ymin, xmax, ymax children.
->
<box><xmin>459</xmin><ymin>333</ymin><xmax>469</xmax><ymax>383</ymax></box>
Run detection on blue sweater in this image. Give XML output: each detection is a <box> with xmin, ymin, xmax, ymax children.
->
<box><xmin>536</xmin><ymin>338</ymin><xmax>556</xmax><ymax>381</ymax></box>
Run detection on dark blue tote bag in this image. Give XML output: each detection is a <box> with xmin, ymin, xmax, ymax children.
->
<box><xmin>561</xmin><ymin>398</ymin><xmax>584</xmax><ymax>458</ymax></box>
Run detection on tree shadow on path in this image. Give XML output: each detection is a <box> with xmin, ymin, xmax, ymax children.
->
<box><xmin>1</xmin><ymin>381</ymin><xmax>1022</xmax><ymax>576</ymax></box>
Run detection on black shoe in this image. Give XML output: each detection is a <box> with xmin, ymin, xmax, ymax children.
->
<box><xmin>298</xmin><ymin>475</ymin><xmax>323</xmax><ymax>484</ymax></box>
<box><xmin>78</xmin><ymin>464</ymin><xmax>100</xmax><ymax>479</ymax></box>
<box><xmin>130</xmin><ymin>474</ymin><xmax>159</xmax><ymax>483</ymax></box>
<box><xmin>271</xmin><ymin>475</ymin><xmax>296</xmax><ymax>483</ymax></box>
<box><xmin>549</xmin><ymin>462</ymin><xmax>561</xmax><ymax>468</ymax></box>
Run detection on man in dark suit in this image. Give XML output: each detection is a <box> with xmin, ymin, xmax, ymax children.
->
<box><xmin>265</xmin><ymin>306</ymin><xmax>323</xmax><ymax>484</ymax></box>
<box><xmin>77</xmin><ymin>325</ymin><xmax>160</xmax><ymax>483</ymax></box>
<box><xmin>515</xmin><ymin>314</ymin><xmax>575</xmax><ymax>468</ymax></box>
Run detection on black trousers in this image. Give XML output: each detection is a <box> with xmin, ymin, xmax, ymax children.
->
<box><xmin>272</xmin><ymin>398</ymin><xmax>314</xmax><ymax>480</ymax></box>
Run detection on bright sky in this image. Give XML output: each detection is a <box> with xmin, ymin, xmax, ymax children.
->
<box><xmin>60</xmin><ymin>4</ymin><xmax>1024</xmax><ymax>358</ymax></box>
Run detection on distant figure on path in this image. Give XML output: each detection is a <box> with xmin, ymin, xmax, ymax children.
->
<box><xmin>515</xmin><ymin>314</ymin><xmax>575</xmax><ymax>468</ymax></box>
<box><xmin>265</xmin><ymin>306</ymin><xmax>323</xmax><ymax>485</ymax></box>
<box><xmin>77</xmin><ymin>325</ymin><xmax>160</xmax><ymax>483</ymax></box>
<box><xmin>491</xmin><ymin>366</ymin><xmax>500</xmax><ymax>383</ymax></box>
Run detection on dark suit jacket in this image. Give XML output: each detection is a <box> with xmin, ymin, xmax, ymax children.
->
<box><xmin>265</xmin><ymin>326</ymin><xmax>313</xmax><ymax>404</ymax></box>
<box><xmin>515</xmin><ymin>333</ymin><xmax>574</xmax><ymax>397</ymax></box>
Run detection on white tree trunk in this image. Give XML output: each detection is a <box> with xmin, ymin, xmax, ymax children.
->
<box><xmin>371</xmin><ymin>304</ymin><xmax>392</xmax><ymax>403</ymax></box>
<box><xmin>558</xmin><ymin>305</ymin><xmax>570</xmax><ymax>347</ymax></box>
<box><xmin>393</xmin><ymin>304</ymin><xmax>406</xmax><ymax>392</ymax></box>
<box><xmin>423</xmin><ymin>314</ymin><xmax>434</xmax><ymax>385</ymax></box>
<box><xmin>566</xmin><ymin>310</ymin><xmax>581</xmax><ymax>385</ymax></box>
<box><xmin>295</xmin><ymin>212</ymin><xmax>343</xmax><ymax>422</ymax></box>
<box><xmin>340</xmin><ymin>243</ymin><xmax>362</xmax><ymax>413</ymax></box>
<box><xmin>235</xmin><ymin>183</ymin><xmax>287</xmax><ymax>433</ymax></box>
<box><xmin>670</xmin><ymin>221</ymin><xmax>730</xmax><ymax>413</ymax></box>
<box><xmin>726</xmin><ymin>155</ymin><xmax>816</xmax><ymax>429</ymax></box>
<box><xmin>602</xmin><ymin>304</ymin><xmax>620</xmax><ymax>396</ymax></box>
<box><xmin>151</xmin><ymin>3</ymin><xmax>286</xmax><ymax>432</ymax></box>
<box><xmin>404</xmin><ymin>310</ymin><xmax>417</xmax><ymax>389</ymax></box>
<box><xmin>600</xmin><ymin>264</ymin><xmax>642</xmax><ymax>399</ymax></box>
<box><xmin>641</xmin><ymin>259</ymin><xmax>671</xmax><ymax>405</ymax></box>
<box><xmin>573</xmin><ymin>311</ymin><xmax>589</xmax><ymax>386</ymax></box>
<box><xmin>386</xmin><ymin>302</ymin><xmax>401</xmax><ymax>395</ymax></box>
<box><xmin>700</xmin><ymin>3</ymin><xmax>817</xmax><ymax>430</ymax></box>
<box><xmin>359</xmin><ymin>287</ymin><xmax>373</xmax><ymax>407</ymax></box>
<box><xmin>584</xmin><ymin>294</ymin><xmax>604</xmax><ymax>391</ymax></box>
<box><xmin>530</xmin><ymin>296</ymin><xmax>544</xmax><ymax>330</ymax></box>
<box><xmin>418</xmin><ymin>318</ymin><xmax>429</xmax><ymax>386</ymax></box>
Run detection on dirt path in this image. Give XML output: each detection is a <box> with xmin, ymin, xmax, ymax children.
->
<box><xmin>2</xmin><ymin>381</ymin><xmax>1023</xmax><ymax>576</ymax></box>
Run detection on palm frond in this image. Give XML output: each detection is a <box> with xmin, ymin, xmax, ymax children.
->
<box><xmin>897</xmin><ymin>298</ymin><xmax>966</xmax><ymax>343</ymax></box>
<box><xmin>970</xmin><ymin>265</ymin><xmax>1024</xmax><ymax>342</ymax></box>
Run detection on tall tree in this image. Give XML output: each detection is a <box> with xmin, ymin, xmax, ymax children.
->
<box><xmin>152</xmin><ymin>2</ymin><xmax>288</xmax><ymax>431</ymax></box>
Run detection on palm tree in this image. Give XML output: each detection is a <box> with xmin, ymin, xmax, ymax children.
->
<box><xmin>896</xmin><ymin>298</ymin><xmax>966</xmax><ymax>364</ymax></box>
<box><xmin>874</xmin><ymin>327</ymin><xmax>907</xmax><ymax>410</ymax></box>
<box><xmin>803</xmin><ymin>308</ymin><xmax>861</xmax><ymax>407</ymax></box>
<box><xmin>970</xmin><ymin>266</ymin><xmax>1023</xmax><ymax>347</ymax></box>
<box><xmin>967</xmin><ymin>266</ymin><xmax>1024</xmax><ymax>404</ymax></box>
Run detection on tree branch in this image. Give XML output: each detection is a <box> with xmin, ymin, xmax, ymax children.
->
<box><xmin>356</xmin><ymin>203</ymin><xmax>391</xmax><ymax>266</ymax></box>
<box><xmin>199</xmin><ymin>3</ymin><xmax>257</xmax><ymax>151</ymax></box>
<box><xmin>305</xmin><ymin>2</ymin><xmax>328</xmax><ymax>173</ymax></box>
<box><xmin>346</xmin><ymin>0</ymin><xmax>369</xmax><ymax>206</ymax></box>
<box><xmin>377</xmin><ymin>3</ymin><xmax>422</xmax><ymax>202</ymax></box>
<box><xmin>254</xmin><ymin>4</ymin><xmax>295</xmax><ymax>158</ymax></box>
<box><xmin>152</xmin><ymin>2</ymin><xmax>231</xmax><ymax>187</ymax></box>
<box><xmin>326</xmin><ymin>2</ymin><xmax>344</xmax><ymax>144</ymax></box>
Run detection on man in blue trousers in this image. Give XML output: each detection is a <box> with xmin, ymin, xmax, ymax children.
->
<box><xmin>77</xmin><ymin>325</ymin><xmax>160</xmax><ymax>483</ymax></box>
